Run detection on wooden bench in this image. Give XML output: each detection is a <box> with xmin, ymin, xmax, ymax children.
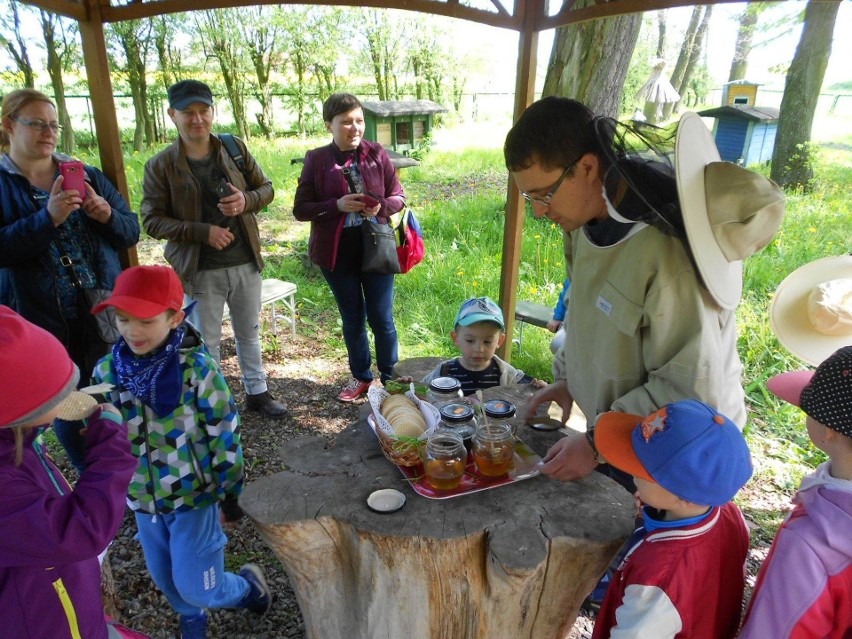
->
<box><xmin>513</xmin><ymin>300</ymin><xmax>553</xmax><ymax>353</ymax></box>
<box><xmin>222</xmin><ymin>278</ymin><xmax>297</xmax><ymax>337</ymax></box>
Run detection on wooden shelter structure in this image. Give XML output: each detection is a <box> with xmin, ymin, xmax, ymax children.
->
<box><xmin>19</xmin><ymin>0</ymin><xmax>755</xmax><ymax>361</ymax></box>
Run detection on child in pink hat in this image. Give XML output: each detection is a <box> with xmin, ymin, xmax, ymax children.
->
<box><xmin>739</xmin><ymin>345</ymin><xmax>852</xmax><ymax>638</ymax></box>
<box><xmin>90</xmin><ymin>265</ymin><xmax>271</xmax><ymax>639</ymax></box>
<box><xmin>0</xmin><ymin>306</ymin><xmax>139</xmax><ymax>639</ymax></box>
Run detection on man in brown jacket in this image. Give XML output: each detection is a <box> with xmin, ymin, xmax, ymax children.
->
<box><xmin>141</xmin><ymin>79</ymin><xmax>287</xmax><ymax>418</ymax></box>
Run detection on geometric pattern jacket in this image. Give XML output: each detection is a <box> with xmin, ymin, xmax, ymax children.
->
<box><xmin>93</xmin><ymin>327</ymin><xmax>243</xmax><ymax>515</ymax></box>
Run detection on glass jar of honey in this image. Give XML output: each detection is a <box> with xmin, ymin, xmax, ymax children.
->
<box><xmin>438</xmin><ymin>402</ymin><xmax>479</xmax><ymax>453</ymax></box>
<box><xmin>472</xmin><ymin>423</ymin><xmax>515</xmax><ymax>477</ymax></box>
<box><xmin>483</xmin><ymin>399</ymin><xmax>517</xmax><ymax>434</ymax></box>
<box><xmin>423</xmin><ymin>431</ymin><xmax>467</xmax><ymax>491</ymax></box>
<box><xmin>427</xmin><ymin>377</ymin><xmax>463</xmax><ymax>410</ymax></box>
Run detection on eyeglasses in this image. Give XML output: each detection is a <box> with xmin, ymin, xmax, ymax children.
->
<box><xmin>12</xmin><ymin>117</ymin><xmax>63</xmax><ymax>133</ymax></box>
<box><xmin>519</xmin><ymin>162</ymin><xmax>578</xmax><ymax>207</ymax></box>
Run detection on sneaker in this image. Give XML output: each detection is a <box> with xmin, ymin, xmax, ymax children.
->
<box><xmin>179</xmin><ymin>612</ymin><xmax>208</xmax><ymax>639</ymax></box>
<box><xmin>337</xmin><ymin>378</ymin><xmax>371</xmax><ymax>402</ymax></box>
<box><xmin>245</xmin><ymin>391</ymin><xmax>289</xmax><ymax>419</ymax></box>
<box><xmin>239</xmin><ymin>563</ymin><xmax>272</xmax><ymax>614</ymax></box>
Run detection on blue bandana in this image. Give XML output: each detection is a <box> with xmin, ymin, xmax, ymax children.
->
<box><xmin>113</xmin><ymin>324</ymin><xmax>185</xmax><ymax>417</ymax></box>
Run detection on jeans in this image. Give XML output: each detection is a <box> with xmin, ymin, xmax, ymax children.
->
<box><xmin>322</xmin><ymin>227</ymin><xmax>398</xmax><ymax>383</ymax></box>
<box><xmin>134</xmin><ymin>503</ymin><xmax>249</xmax><ymax>616</ymax></box>
<box><xmin>185</xmin><ymin>262</ymin><xmax>267</xmax><ymax>395</ymax></box>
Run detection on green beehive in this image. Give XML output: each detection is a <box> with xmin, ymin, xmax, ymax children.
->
<box><xmin>361</xmin><ymin>100</ymin><xmax>447</xmax><ymax>154</ymax></box>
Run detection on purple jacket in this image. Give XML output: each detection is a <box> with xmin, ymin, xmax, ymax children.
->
<box><xmin>739</xmin><ymin>463</ymin><xmax>852</xmax><ymax>638</ymax></box>
<box><xmin>0</xmin><ymin>410</ymin><xmax>136</xmax><ymax>639</ymax></box>
<box><xmin>293</xmin><ymin>140</ymin><xmax>405</xmax><ymax>270</ymax></box>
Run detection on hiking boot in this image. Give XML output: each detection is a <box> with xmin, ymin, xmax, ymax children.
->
<box><xmin>337</xmin><ymin>378</ymin><xmax>371</xmax><ymax>402</ymax></box>
<box><xmin>179</xmin><ymin>612</ymin><xmax>208</xmax><ymax>639</ymax></box>
<box><xmin>245</xmin><ymin>391</ymin><xmax>289</xmax><ymax>419</ymax></box>
<box><xmin>239</xmin><ymin>563</ymin><xmax>272</xmax><ymax>614</ymax></box>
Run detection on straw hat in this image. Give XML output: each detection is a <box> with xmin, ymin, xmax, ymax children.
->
<box><xmin>675</xmin><ymin>112</ymin><xmax>786</xmax><ymax>310</ymax></box>
<box><xmin>770</xmin><ymin>255</ymin><xmax>852</xmax><ymax>366</ymax></box>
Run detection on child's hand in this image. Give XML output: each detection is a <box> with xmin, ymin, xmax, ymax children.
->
<box><xmin>394</xmin><ymin>376</ymin><xmax>415</xmax><ymax>384</ymax></box>
<box><xmin>546</xmin><ymin>319</ymin><xmax>563</xmax><ymax>333</ymax></box>
<box><xmin>531</xmin><ymin>378</ymin><xmax>548</xmax><ymax>389</ymax></box>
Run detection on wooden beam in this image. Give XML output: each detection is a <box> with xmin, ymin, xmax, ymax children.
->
<box><xmin>100</xmin><ymin>0</ymin><xmax>522</xmax><ymax>29</ymax></box>
<box><xmin>78</xmin><ymin>0</ymin><xmax>138</xmax><ymax>267</ymax></box>
<box><xmin>17</xmin><ymin>0</ymin><xmax>86</xmax><ymax>20</ymax></box>
<box><xmin>497</xmin><ymin>0</ymin><xmax>538</xmax><ymax>363</ymax></box>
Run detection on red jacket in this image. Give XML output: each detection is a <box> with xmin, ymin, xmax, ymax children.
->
<box><xmin>293</xmin><ymin>140</ymin><xmax>405</xmax><ymax>270</ymax></box>
<box><xmin>593</xmin><ymin>503</ymin><xmax>749</xmax><ymax>639</ymax></box>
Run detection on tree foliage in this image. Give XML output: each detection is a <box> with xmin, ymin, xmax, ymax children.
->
<box><xmin>0</xmin><ymin>0</ymin><xmax>35</xmax><ymax>88</ymax></box>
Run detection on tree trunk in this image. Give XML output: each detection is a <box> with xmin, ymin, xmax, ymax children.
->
<box><xmin>40</xmin><ymin>11</ymin><xmax>74</xmax><ymax>154</ymax></box>
<box><xmin>771</xmin><ymin>0</ymin><xmax>840</xmax><ymax>191</ymax></box>
<box><xmin>728</xmin><ymin>7</ymin><xmax>760</xmax><ymax>82</ymax></box>
<box><xmin>656</xmin><ymin>11</ymin><xmax>667</xmax><ymax>59</ymax></box>
<box><xmin>541</xmin><ymin>0</ymin><xmax>641</xmax><ymax>118</ymax></box>
<box><xmin>4</xmin><ymin>0</ymin><xmax>36</xmax><ymax>88</ymax></box>
<box><xmin>672</xmin><ymin>6</ymin><xmax>712</xmax><ymax>117</ymax></box>
<box><xmin>663</xmin><ymin>6</ymin><xmax>705</xmax><ymax>121</ymax></box>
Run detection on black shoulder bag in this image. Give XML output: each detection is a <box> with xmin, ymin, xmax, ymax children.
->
<box><xmin>54</xmin><ymin>236</ymin><xmax>120</xmax><ymax>345</ymax></box>
<box><xmin>335</xmin><ymin>145</ymin><xmax>400</xmax><ymax>275</ymax></box>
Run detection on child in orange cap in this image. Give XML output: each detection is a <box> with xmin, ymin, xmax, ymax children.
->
<box><xmin>591</xmin><ymin>399</ymin><xmax>753</xmax><ymax>639</ymax></box>
<box><xmin>0</xmin><ymin>306</ymin><xmax>140</xmax><ymax>639</ymax></box>
<box><xmin>90</xmin><ymin>265</ymin><xmax>271</xmax><ymax>639</ymax></box>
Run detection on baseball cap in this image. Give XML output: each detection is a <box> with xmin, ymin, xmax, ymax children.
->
<box><xmin>168</xmin><ymin>79</ymin><xmax>214</xmax><ymax>110</ymax></box>
<box><xmin>0</xmin><ymin>306</ymin><xmax>80</xmax><ymax>428</ymax></box>
<box><xmin>92</xmin><ymin>265</ymin><xmax>184</xmax><ymax>319</ymax></box>
<box><xmin>767</xmin><ymin>345</ymin><xmax>852</xmax><ymax>438</ymax></box>
<box><xmin>595</xmin><ymin>399</ymin><xmax>753</xmax><ymax>506</ymax></box>
<box><xmin>454</xmin><ymin>297</ymin><xmax>505</xmax><ymax>330</ymax></box>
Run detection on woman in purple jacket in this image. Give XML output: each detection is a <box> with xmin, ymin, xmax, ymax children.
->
<box><xmin>293</xmin><ymin>93</ymin><xmax>406</xmax><ymax>401</ymax></box>
<box><xmin>0</xmin><ymin>306</ymin><xmax>138</xmax><ymax>639</ymax></box>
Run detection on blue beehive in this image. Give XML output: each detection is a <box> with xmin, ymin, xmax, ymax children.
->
<box><xmin>697</xmin><ymin>104</ymin><xmax>779</xmax><ymax>166</ymax></box>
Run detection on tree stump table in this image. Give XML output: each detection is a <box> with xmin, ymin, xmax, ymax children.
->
<box><xmin>240</xmin><ymin>383</ymin><xmax>635</xmax><ymax>639</ymax></box>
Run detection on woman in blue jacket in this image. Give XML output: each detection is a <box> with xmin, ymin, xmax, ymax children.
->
<box><xmin>293</xmin><ymin>93</ymin><xmax>406</xmax><ymax>401</ymax></box>
<box><xmin>0</xmin><ymin>89</ymin><xmax>140</xmax><ymax>469</ymax></box>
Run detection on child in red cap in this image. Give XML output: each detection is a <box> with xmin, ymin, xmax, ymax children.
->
<box><xmin>0</xmin><ymin>306</ymin><xmax>140</xmax><ymax>639</ymax></box>
<box><xmin>591</xmin><ymin>399</ymin><xmax>753</xmax><ymax>639</ymax></box>
<box><xmin>739</xmin><ymin>345</ymin><xmax>852</xmax><ymax>638</ymax></box>
<box><xmin>90</xmin><ymin>265</ymin><xmax>271</xmax><ymax>639</ymax></box>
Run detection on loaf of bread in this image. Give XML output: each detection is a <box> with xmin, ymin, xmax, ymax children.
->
<box><xmin>381</xmin><ymin>394</ymin><xmax>427</xmax><ymax>438</ymax></box>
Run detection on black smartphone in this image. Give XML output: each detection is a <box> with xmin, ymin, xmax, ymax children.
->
<box><xmin>214</xmin><ymin>179</ymin><xmax>231</xmax><ymax>199</ymax></box>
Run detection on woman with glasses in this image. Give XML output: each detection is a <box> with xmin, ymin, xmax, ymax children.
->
<box><xmin>0</xmin><ymin>89</ymin><xmax>140</xmax><ymax>471</ymax></box>
<box><xmin>293</xmin><ymin>93</ymin><xmax>405</xmax><ymax>402</ymax></box>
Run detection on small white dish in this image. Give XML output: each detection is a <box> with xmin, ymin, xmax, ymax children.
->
<box><xmin>367</xmin><ymin>489</ymin><xmax>406</xmax><ymax>514</ymax></box>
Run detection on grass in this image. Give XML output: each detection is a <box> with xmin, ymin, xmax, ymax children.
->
<box><xmin>77</xmin><ymin>118</ymin><xmax>852</xmax><ymax>481</ymax></box>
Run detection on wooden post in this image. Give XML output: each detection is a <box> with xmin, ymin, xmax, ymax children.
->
<box><xmin>78</xmin><ymin>0</ymin><xmax>138</xmax><ymax>268</ymax></box>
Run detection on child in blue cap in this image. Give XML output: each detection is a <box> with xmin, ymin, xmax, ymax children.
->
<box><xmin>420</xmin><ymin>296</ymin><xmax>546</xmax><ymax>395</ymax></box>
<box><xmin>591</xmin><ymin>399</ymin><xmax>753</xmax><ymax>639</ymax></box>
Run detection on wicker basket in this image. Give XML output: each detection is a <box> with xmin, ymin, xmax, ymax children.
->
<box><xmin>367</xmin><ymin>386</ymin><xmax>439</xmax><ymax>467</ymax></box>
<box><xmin>374</xmin><ymin>424</ymin><xmax>425</xmax><ymax>467</ymax></box>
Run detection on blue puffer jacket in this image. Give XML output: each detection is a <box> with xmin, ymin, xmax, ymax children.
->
<box><xmin>0</xmin><ymin>153</ymin><xmax>140</xmax><ymax>345</ymax></box>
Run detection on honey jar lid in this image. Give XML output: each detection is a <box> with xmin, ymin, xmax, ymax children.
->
<box><xmin>483</xmin><ymin>399</ymin><xmax>516</xmax><ymax>419</ymax></box>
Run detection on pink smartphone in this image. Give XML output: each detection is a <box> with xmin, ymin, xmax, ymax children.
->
<box><xmin>359</xmin><ymin>193</ymin><xmax>380</xmax><ymax>208</ymax></box>
<box><xmin>59</xmin><ymin>160</ymin><xmax>87</xmax><ymax>200</ymax></box>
